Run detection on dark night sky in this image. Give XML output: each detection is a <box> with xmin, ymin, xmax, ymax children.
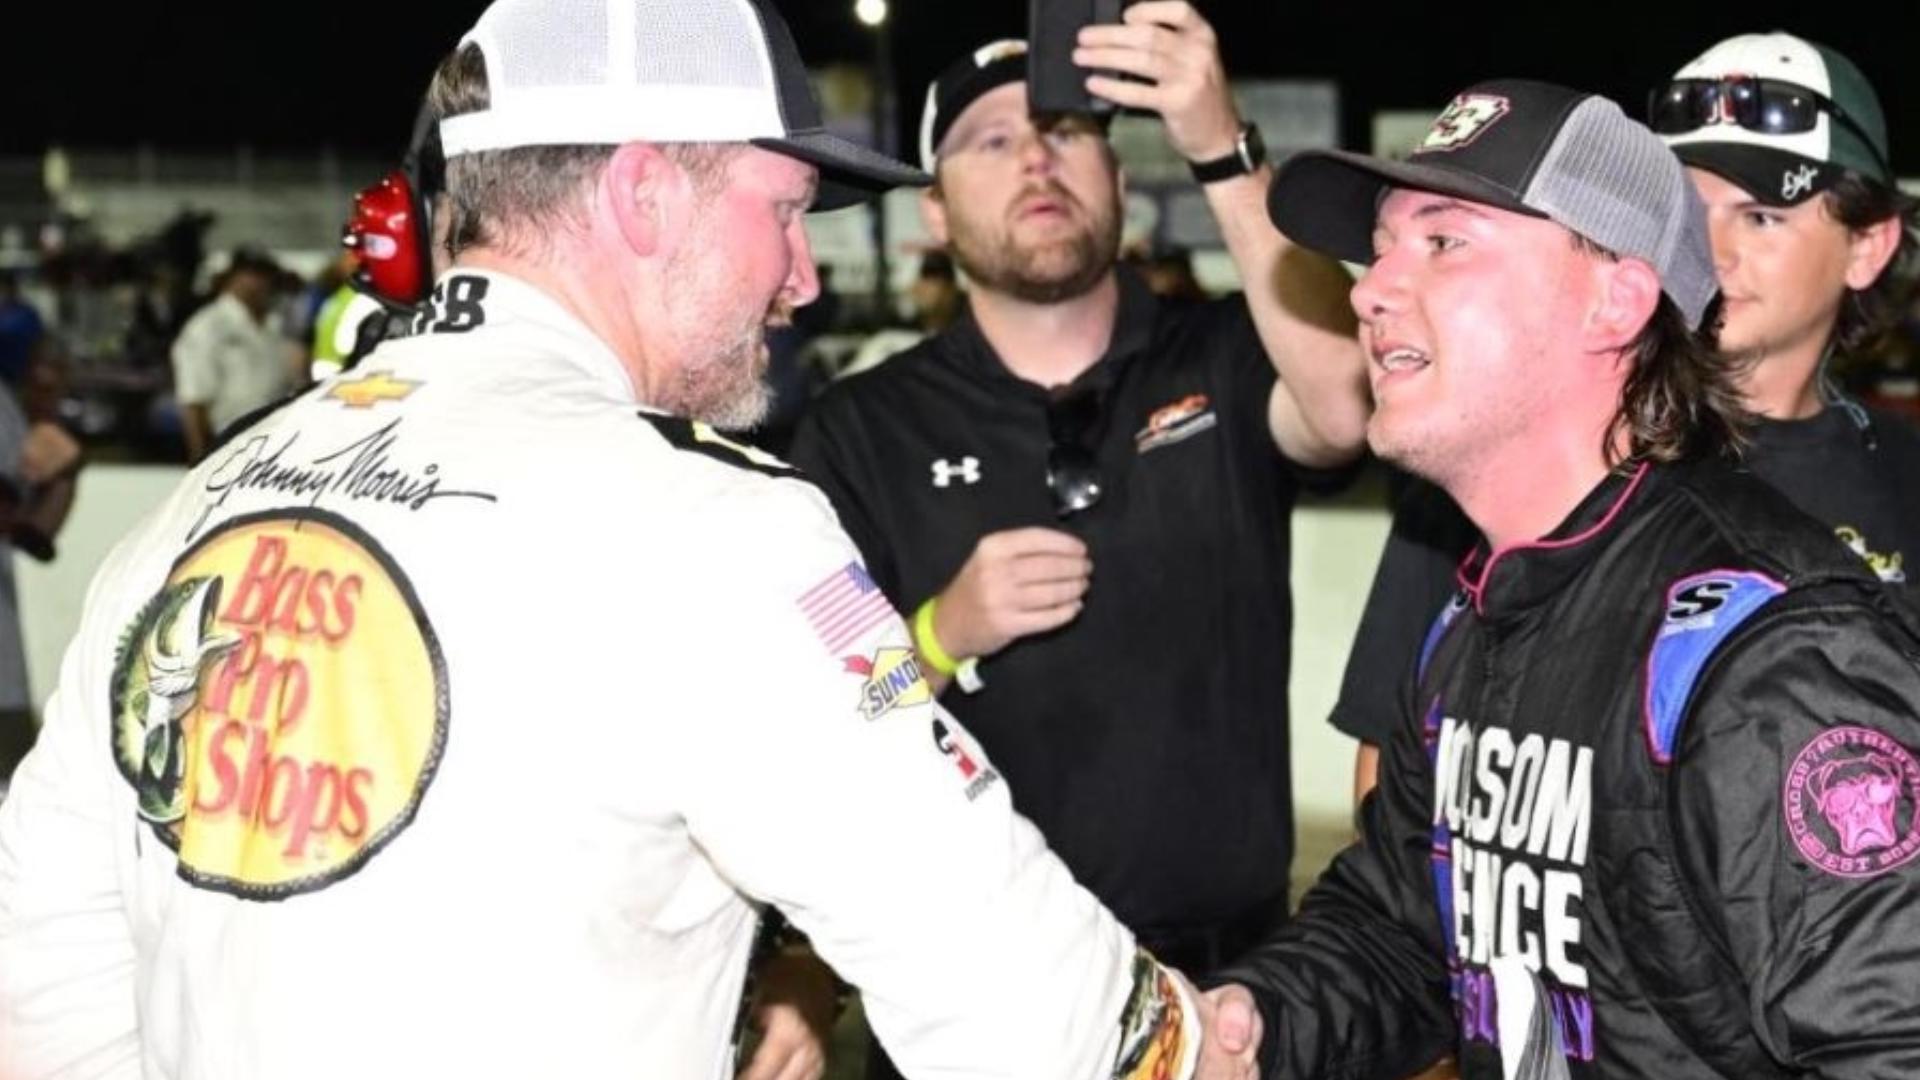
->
<box><xmin>6</xmin><ymin>1</ymin><xmax>1917</xmax><ymax>172</ymax></box>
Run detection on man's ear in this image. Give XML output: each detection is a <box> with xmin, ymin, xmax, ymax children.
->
<box><xmin>920</xmin><ymin>182</ymin><xmax>950</xmax><ymax>248</ymax></box>
<box><xmin>602</xmin><ymin>142</ymin><xmax>688</xmax><ymax>258</ymax></box>
<box><xmin>1843</xmin><ymin>213</ymin><xmax>1903</xmax><ymax>291</ymax></box>
<box><xmin>1586</xmin><ymin>256</ymin><xmax>1663</xmax><ymax>356</ymax></box>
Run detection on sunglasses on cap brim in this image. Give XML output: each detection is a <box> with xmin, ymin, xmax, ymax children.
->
<box><xmin>1647</xmin><ymin>76</ymin><xmax>1892</xmax><ymax>178</ymax></box>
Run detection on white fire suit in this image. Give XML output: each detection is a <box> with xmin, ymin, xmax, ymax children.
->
<box><xmin>0</xmin><ymin>271</ymin><xmax>1199</xmax><ymax>1080</ymax></box>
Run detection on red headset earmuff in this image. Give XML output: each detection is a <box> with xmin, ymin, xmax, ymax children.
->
<box><xmin>343</xmin><ymin>169</ymin><xmax>427</xmax><ymax>306</ymax></box>
<box><xmin>342</xmin><ymin>100</ymin><xmax>441</xmax><ymax>308</ymax></box>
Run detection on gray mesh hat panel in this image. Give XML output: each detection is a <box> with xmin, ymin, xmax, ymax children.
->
<box><xmin>1525</xmin><ymin>97</ymin><xmax>1717</xmax><ymax>329</ymax></box>
<box><xmin>1270</xmin><ymin>80</ymin><xmax>1719</xmax><ymax>331</ymax></box>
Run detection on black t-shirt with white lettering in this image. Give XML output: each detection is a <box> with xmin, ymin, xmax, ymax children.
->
<box><xmin>790</xmin><ymin>268</ymin><xmax>1350</xmax><ymax>929</ymax></box>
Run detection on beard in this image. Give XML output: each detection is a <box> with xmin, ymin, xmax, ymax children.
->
<box><xmin>675</xmin><ymin>326</ymin><xmax>773</xmax><ymax>431</ymax></box>
<box><xmin>946</xmin><ymin>181</ymin><xmax>1121</xmax><ymax>304</ymax></box>
<box><xmin>659</xmin><ymin>231</ymin><xmax>785</xmax><ymax>430</ymax></box>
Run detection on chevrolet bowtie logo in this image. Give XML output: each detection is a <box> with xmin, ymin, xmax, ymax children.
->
<box><xmin>931</xmin><ymin>456</ymin><xmax>981</xmax><ymax>487</ymax></box>
<box><xmin>327</xmin><ymin>371</ymin><xmax>421</xmax><ymax>409</ymax></box>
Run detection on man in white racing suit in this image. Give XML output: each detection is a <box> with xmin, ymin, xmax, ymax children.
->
<box><xmin>0</xmin><ymin>1</ymin><xmax>1262</xmax><ymax>1077</ymax></box>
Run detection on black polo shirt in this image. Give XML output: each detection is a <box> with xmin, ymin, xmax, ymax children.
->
<box><xmin>790</xmin><ymin>268</ymin><xmax>1347</xmax><ymax>930</ymax></box>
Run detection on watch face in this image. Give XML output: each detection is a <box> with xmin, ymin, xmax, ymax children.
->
<box><xmin>1240</xmin><ymin>124</ymin><xmax>1266</xmax><ymax>169</ymax></box>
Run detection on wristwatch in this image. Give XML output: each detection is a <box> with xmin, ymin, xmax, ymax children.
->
<box><xmin>1188</xmin><ymin>122</ymin><xmax>1267</xmax><ymax>184</ymax></box>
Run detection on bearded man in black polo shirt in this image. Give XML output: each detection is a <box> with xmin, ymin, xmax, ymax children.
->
<box><xmin>789</xmin><ymin>6</ymin><xmax>1369</xmax><ymax>1073</ymax></box>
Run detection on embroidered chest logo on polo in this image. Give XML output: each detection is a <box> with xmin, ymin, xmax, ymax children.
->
<box><xmin>931</xmin><ymin>456</ymin><xmax>981</xmax><ymax>487</ymax></box>
<box><xmin>1420</xmin><ymin>94</ymin><xmax>1511</xmax><ymax>153</ymax></box>
<box><xmin>1135</xmin><ymin>394</ymin><xmax>1216</xmax><ymax>454</ymax></box>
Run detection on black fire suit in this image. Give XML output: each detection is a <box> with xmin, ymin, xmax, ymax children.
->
<box><xmin>1222</xmin><ymin>459</ymin><xmax>1920</xmax><ymax>1079</ymax></box>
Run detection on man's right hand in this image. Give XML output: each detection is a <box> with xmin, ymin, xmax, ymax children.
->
<box><xmin>1192</xmin><ymin>981</ymin><xmax>1263</xmax><ymax>1080</ymax></box>
<box><xmin>931</xmin><ymin>527</ymin><xmax>1091</xmax><ymax>660</ymax></box>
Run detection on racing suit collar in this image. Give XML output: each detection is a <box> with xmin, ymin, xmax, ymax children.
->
<box><xmin>429</xmin><ymin>268</ymin><xmax>638</xmax><ymax>402</ymax></box>
<box><xmin>1456</xmin><ymin>461</ymin><xmax>1656</xmax><ymax>620</ymax></box>
<box><xmin>939</xmin><ymin>264</ymin><xmax>1158</xmax><ymax>399</ymax></box>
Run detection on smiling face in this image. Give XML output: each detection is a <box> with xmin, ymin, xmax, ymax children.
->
<box><xmin>1349</xmin><ymin>189</ymin><xmax>1610</xmax><ymax>487</ymax></box>
<box><xmin>1689</xmin><ymin>166</ymin><xmax>1859</xmax><ymax>366</ymax></box>
<box><xmin>921</xmin><ymin>81</ymin><xmax>1122</xmax><ymax>304</ymax></box>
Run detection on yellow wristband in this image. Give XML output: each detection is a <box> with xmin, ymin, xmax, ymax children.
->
<box><xmin>912</xmin><ymin>597</ymin><xmax>962</xmax><ymax>677</ymax></box>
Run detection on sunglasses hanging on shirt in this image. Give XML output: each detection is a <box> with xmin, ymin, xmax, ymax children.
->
<box><xmin>1045</xmin><ymin>386</ymin><xmax>1104</xmax><ymax>518</ymax></box>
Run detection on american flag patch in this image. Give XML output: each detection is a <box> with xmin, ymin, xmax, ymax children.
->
<box><xmin>798</xmin><ymin>562</ymin><xmax>894</xmax><ymax>654</ymax></box>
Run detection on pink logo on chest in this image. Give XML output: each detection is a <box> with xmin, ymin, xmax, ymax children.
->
<box><xmin>1784</xmin><ymin>726</ymin><xmax>1920</xmax><ymax>878</ymax></box>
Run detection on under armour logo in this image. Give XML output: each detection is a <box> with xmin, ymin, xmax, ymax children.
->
<box><xmin>1782</xmin><ymin>164</ymin><xmax>1820</xmax><ymax>201</ymax></box>
<box><xmin>931</xmin><ymin>456</ymin><xmax>981</xmax><ymax>487</ymax></box>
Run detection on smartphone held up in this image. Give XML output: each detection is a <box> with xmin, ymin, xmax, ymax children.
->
<box><xmin>1027</xmin><ymin>0</ymin><xmax>1137</xmax><ymax>117</ymax></box>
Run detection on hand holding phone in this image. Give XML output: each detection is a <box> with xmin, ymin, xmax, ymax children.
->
<box><xmin>1064</xmin><ymin>1</ymin><xmax>1247</xmax><ymax>165</ymax></box>
<box><xmin>1027</xmin><ymin>0</ymin><xmax>1129</xmax><ymax>117</ymax></box>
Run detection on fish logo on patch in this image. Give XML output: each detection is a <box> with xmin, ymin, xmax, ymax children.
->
<box><xmin>109</xmin><ymin>508</ymin><xmax>448</xmax><ymax>900</ymax></box>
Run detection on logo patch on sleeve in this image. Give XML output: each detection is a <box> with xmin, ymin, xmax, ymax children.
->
<box><xmin>843</xmin><ymin>647</ymin><xmax>931</xmax><ymax>720</ymax></box>
<box><xmin>109</xmin><ymin>508</ymin><xmax>448</xmax><ymax>899</ymax></box>
<box><xmin>1784</xmin><ymin>726</ymin><xmax>1920</xmax><ymax>879</ymax></box>
<box><xmin>1643</xmin><ymin>569</ymin><xmax>1784</xmax><ymax>764</ymax></box>
<box><xmin>931</xmin><ymin>716</ymin><xmax>999</xmax><ymax>801</ymax></box>
<box><xmin>1112</xmin><ymin>952</ymin><xmax>1196</xmax><ymax>1080</ymax></box>
<box><xmin>797</xmin><ymin>562</ymin><xmax>895</xmax><ymax>655</ymax></box>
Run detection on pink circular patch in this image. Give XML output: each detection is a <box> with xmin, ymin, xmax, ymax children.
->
<box><xmin>1783</xmin><ymin>726</ymin><xmax>1920</xmax><ymax>879</ymax></box>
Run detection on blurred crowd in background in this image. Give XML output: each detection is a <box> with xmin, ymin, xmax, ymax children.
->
<box><xmin>4</xmin><ymin>199</ymin><xmax>1917</xmax><ymax>468</ymax></box>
